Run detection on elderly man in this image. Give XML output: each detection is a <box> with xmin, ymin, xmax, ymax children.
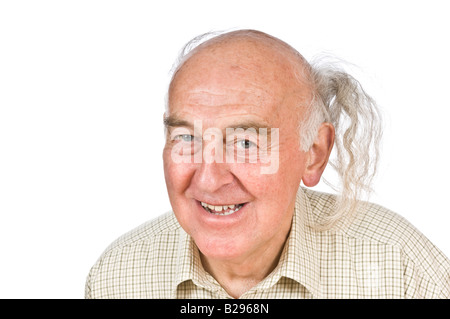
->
<box><xmin>85</xmin><ymin>30</ymin><xmax>450</xmax><ymax>299</ymax></box>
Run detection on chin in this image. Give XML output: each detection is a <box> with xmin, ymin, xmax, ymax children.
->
<box><xmin>195</xmin><ymin>235</ymin><xmax>250</xmax><ymax>261</ymax></box>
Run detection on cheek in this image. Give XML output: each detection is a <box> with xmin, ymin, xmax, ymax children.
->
<box><xmin>229</xmin><ymin>148</ymin><xmax>306</xmax><ymax>232</ymax></box>
<box><xmin>229</xmin><ymin>164</ymin><xmax>297</xmax><ymax>223</ymax></box>
<box><xmin>234</xmin><ymin>147</ymin><xmax>305</xmax><ymax>199</ymax></box>
<box><xmin>163</xmin><ymin>148</ymin><xmax>195</xmax><ymax>198</ymax></box>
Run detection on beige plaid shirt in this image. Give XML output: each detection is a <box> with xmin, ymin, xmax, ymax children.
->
<box><xmin>85</xmin><ymin>187</ymin><xmax>450</xmax><ymax>299</ymax></box>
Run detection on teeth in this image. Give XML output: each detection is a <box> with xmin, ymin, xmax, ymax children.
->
<box><xmin>200</xmin><ymin>202</ymin><xmax>244</xmax><ymax>216</ymax></box>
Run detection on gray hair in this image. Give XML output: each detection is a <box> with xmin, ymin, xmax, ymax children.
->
<box><xmin>303</xmin><ymin>59</ymin><xmax>383</xmax><ymax>229</ymax></box>
<box><xmin>167</xmin><ymin>30</ymin><xmax>383</xmax><ymax>230</ymax></box>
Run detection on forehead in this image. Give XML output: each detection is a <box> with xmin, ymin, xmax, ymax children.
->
<box><xmin>170</xmin><ymin>83</ymin><xmax>284</xmax><ymax>129</ymax></box>
<box><xmin>168</xmin><ymin>36</ymin><xmax>311</xmax><ymax>126</ymax></box>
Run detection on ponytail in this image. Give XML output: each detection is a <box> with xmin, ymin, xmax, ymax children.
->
<box><xmin>302</xmin><ymin>60</ymin><xmax>383</xmax><ymax>229</ymax></box>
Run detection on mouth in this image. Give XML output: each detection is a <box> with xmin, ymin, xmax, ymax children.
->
<box><xmin>199</xmin><ymin>201</ymin><xmax>245</xmax><ymax>216</ymax></box>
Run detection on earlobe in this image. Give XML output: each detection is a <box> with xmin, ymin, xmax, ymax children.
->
<box><xmin>301</xmin><ymin>122</ymin><xmax>335</xmax><ymax>187</ymax></box>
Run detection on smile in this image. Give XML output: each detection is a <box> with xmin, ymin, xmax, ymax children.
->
<box><xmin>200</xmin><ymin>201</ymin><xmax>245</xmax><ymax>216</ymax></box>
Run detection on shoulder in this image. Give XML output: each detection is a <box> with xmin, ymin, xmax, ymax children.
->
<box><xmin>85</xmin><ymin>212</ymin><xmax>181</xmax><ymax>298</ymax></box>
<box><xmin>303</xmin><ymin>188</ymin><xmax>439</xmax><ymax>252</ymax></box>
<box><xmin>303</xmin><ymin>188</ymin><xmax>450</xmax><ymax>298</ymax></box>
<box><xmin>101</xmin><ymin>211</ymin><xmax>181</xmax><ymax>255</ymax></box>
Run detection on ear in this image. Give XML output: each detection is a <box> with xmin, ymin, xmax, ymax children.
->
<box><xmin>302</xmin><ymin>122</ymin><xmax>335</xmax><ymax>187</ymax></box>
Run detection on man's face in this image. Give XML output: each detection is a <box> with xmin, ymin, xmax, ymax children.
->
<box><xmin>163</xmin><ymin>40</ymin><xmax>310</xmax><ymax>261</ymax></box>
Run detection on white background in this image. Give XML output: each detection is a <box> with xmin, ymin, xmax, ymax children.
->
<box><xmin>1</xmin><ymin>0</ymin><xmax>449</xmax><ymax>298</ymax></box>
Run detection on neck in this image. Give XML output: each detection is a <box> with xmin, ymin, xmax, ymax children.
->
<box><xmin>200</xmin><ymin>221</ymin><xmax>291</xmax><ymax>298</ymax></box>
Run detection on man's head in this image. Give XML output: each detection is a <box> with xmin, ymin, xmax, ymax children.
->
<box><xmin>162</xmin><ymin>30</ymin><xmax>335</xmax><ymax>261</ymax></box>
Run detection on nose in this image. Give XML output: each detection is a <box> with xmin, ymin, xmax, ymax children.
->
<box><xmin>192</xmin><ymin>160</ymin><xmax>234</xmax><ymax>194</ymax></box>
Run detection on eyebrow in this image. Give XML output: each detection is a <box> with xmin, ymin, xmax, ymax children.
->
<box><xmin>225</xmin><ymin>122</ymin><xmax>271</xmax><ymax>138</ymax></box>
<box><xmin>163</xmin><ymin>115</ymin><xmax>194</xmax><ymax>129</ymax></box>
<box><xmin>163</xmin><ymin>114</ymin><xmax>271</xmax><ymax>132</ymax></box>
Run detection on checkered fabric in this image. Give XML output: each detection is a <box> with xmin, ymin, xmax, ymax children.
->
<box><xmin>85</xmin><ymin>187</ymin><xmax>450</xmax><ymax>299</ymax></box>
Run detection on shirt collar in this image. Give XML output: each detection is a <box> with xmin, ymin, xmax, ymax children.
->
<box><xmin>279</xmin><ymin>186</ymin><xmax>321</xmax><ymax>297</ymax></box>
<box><xmin>173</xmin><ymin>186</ymin><xmax>321</xmax><ymax>298</ymax></box>
<box><xmin>173</xmin><ymin>228</ymin><xmax>222</xmax><ymax>297</ymax></box>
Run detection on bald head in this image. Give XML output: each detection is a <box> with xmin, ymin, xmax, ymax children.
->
<box><xmin>168</xmin><ymin>30</ymin><xmax>314</xmax><ymax>112</ymax></box>
<box><xmin>176</xmin><ymin>29</ymin><xmax>308</xmax><ymax>70</ymax></box>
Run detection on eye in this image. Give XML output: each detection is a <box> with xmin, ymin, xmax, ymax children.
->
<box><xmin>238</xmin><ymin>139</ymin><xmax>256</xmax><ymax>149</ymax></box>
<box><xmin>174</xmin><ymin>134</ymin><xmax>195</xmax><ymax>142</ymax></box>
